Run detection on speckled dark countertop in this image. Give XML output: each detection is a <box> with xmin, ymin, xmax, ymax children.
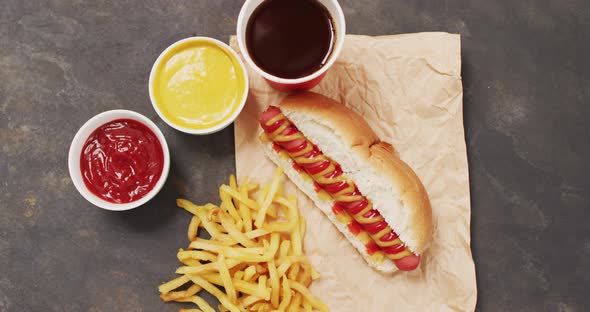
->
<box><xmin>1</xmin><ymin>1</ymin><xmax>589</xmax><ymax>311</ymax></box>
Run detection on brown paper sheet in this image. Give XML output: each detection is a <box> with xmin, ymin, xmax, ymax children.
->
<box><xmin>230</xmin><ymin>33</ymin><xmax>477</xmax><ymax>311</ymax></box>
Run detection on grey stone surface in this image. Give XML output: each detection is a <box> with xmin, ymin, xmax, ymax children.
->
<box><xmin>0</xmin><ymin>0</ymin><xmax>588</xmax><ymax>311</ymax></box>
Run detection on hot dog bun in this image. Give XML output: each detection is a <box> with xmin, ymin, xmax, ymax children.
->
<box><xmin>259</xmin><ymin>92</ymin><xmax>433</xmax><ymax>273</ymax></box>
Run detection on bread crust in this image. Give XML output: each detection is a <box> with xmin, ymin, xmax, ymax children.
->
<box><xmin>280</xmin><ymin>92</ymin><xmax>379</xmax><ymax>160</ymax></box>
<box><xmin>278</xmin><ymin>92</ymin><xmax>433</xmax><ymax>254</ymax></box>
<box><xmin>368</xmin><ymin>142</ymin><xmax>433</xmax><ymax>253</ymax></box>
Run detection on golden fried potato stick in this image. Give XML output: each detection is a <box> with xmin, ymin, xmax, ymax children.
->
<box><xmin>238</xmin><ymin>177</ymin><xmax>253</xmax><ymax>232</ymax></box>
<box><xmin>177</xmin><ymin>295</ymin><xmax>216</xmax><ymax>312</ymax></box>
<box><xmin>272</xmin><ymin>195</ymin><xmax>295</xmax><ymax>211</ymax></box>
<box><xmin>229</xmin><ymin>174</ymin><xmax>238</xmax><ymax>190</ymax></box>
<box><xmin>299</xmin><ymin>267</ymin><xmax>312</xmax><ymax>288</ymax></box>
<box><xmin>243</xmin><ymin>265</ymin><xmax>257</xmax><ymax>282</ymax></box>
<box><xmin>288</xmin><ymin>293</ymin><xmax>303</xmax><ymax>312</ymax></box>
<box><xmin>290</xmin><ymin>280</ymin><xmax>328</xmax><ymax>312</ymax></box>
<box><xmin>291</xmin><ymin>208</ymin><xmax>303</xmax><ymax>257</ymax></box>
<box><xmin>267</xmin><ymin>258</ymin><xmax>280</xmax><ymax>308</ymax></box>
<box><xmin>250</xmin><ymin>302</ymin><xmax>273</xmax><ymax>311</ymax></box>
<box><xmin>216</xmin><ymin>234</ymin><xmax>239</xmax><ymax>246</ymax></box>
<box><xmin>219</xmin><ymin>185</ymin><xmax>261</xmax><ymax>212</ymax></box>
<box><xmin>257</xmin><ymin>183</ymin><xmax>269</xmax><ymax>204</ymax></box>
<box><xmin>177</xmin><ymin>200</ymin><xmax>223</xmax><ymax>239</ymax></box>
<box><xmin>229</xmin><ymin>263</ymin><xmax>249</xmax><ymax>276</ymax></box>
<box><xmin>206</xmin><ymin>207</ymin><xmax>222</xmax><ymax>223</ymax></box>
<box><xmin>189</xmin><ymin>239</ymin><xmax>267</xmax><ymax>262</ymax></box>
<box><xmin>160</xmin><ymin>283</ymin><xmax>201</xmax><ymax>302</ymax></box>
<box><xmin>279</xmin><ymin>240</ymin><xmax>291</xmax><ymax>259</ymax></box>
<box><xmin>244</xmin><ymin>229</ymin><xmax>269</xmax><ymax>240</ymax></box>
<box><xmin>218</xmin><ymin>304</ymin><xmax>229</xmax><ymax>312</ymax></box>
<box><xmin>240</xmin><ymin>295</ymin><xmax>264</xmax><ymax>308</ymax></box>
<box><xmin>277</xmin><ymin>276</ymin><xmax>292</xmax><ymax>311</ymax></box>
<box><xmin>179</xmin><ymin>258</ymin><xmax>202</xmax><ymax>267</ymax></box>
<box><xmin>219</xmin><ymin>186</ymin><xmax>241</xmax><ymax>223</ymax></box>
<box><xmin>177</xmin><ymin>249</ymin><xmax>217</xmax><ymax>263</ymax></box>
<box><xmin>262</xmin><ymin>196</ymin><xmax>298</xmax><ymax>233</ymax></box>
<box><xmin>187</xmin><ymin>275</ymin><xmax>240</xmax><ymax>312</ymax></box>
<box><xmin>257</xmin><ymin>275</ymin><xmax>268</xmax><ymax>294</ymax></box>
<box><xmin>255</xmin><ymin>263</ymin><xmax>268</xmax><ymax>274</ymax></box>
<box><xmin>178</xmin><ymin>201</ymin><xmax>216</xmax><ymax>214</ymax></box>
<box><xmin>255</xmin><ymin>167</ymin><xmax>283</xmax><ymax>228</ymax></box>
<box><xmin>159</xmin><ymin>275</ymin><xmax>190</xmax><ymax>294</ymax></box>
<box><xmin>264</xmin><ymin>232</ymin><xmax>280</xmax><ymax>260</ymax></box>
<box><xmin>287</xmin><ymin>263</ymin><xmax>300</xmax><ymax>281</ymax></box>
<box><xmin>175</xmin><ymin>258</ymin><xmax>241</xmax><ymax>275</ymax></box>
<box><xmin>276</xmin><ymin>258</ymin><xmax>293</xmax><ymax>277</ymax></box>
<box><xmin>175</xmin><ymin>263</ymin><xmax>217</xmax><ymax>275</ymax></box>
<box><xmin>234</xmin><ymin>270</ymin><xmax>245</xmax><ymax>281</ymax></box>
<box><xmin>303</xmin><ymin>300</ymin><xmax>312</xmax><ymax>312</ymax></box>
<box><xmin>276</xmin><ymin>255</ymin><xmax>308</xmax><ymax>266</ymax></box>
<box><xmin>190</xmin><ymin>238</ymin><xmax>264</xmax><ymax>254</ymax></box>
<box><xmin>217</xmin><ymin>210</ymin><xmax>258</xmax><ymax>248</ymax></box>
<box><xmin>246</xmin><ymin>181</ymin><xmax>259</xmax><ymax>192</ymax></box>
<box><xmin>228</xmin><ymin>175</ymin><xmax>240</xmax><ymax>225</ymax></box>
<box><xmin>187</xmin><ymin>216</ymin><xmax>200</xmax><ymax>242</ymax></box>
<box><xmin>201</xmin><ymin>273</ymin><xmax>270</xmax><ymax>300</ymax></box>
<box><xmin>262</xmin><ymin>220</ymin><xmax>297</xmax><ymax>233</ymax></box>
<box><xmin>299</xmin><ymin>216</ymin><xmax>306</xmax><ymax>241</ymax></box>
<box><xmin>208</xmin><ymin>222</ymin><xmax>229</xmax><ymax>235</ymax></box>
<box><xmin>217</xmin><ymin>254</ymin><xmax>237</xmax><ymax>304</ymax></box>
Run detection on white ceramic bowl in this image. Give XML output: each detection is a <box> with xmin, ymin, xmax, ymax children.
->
<box><xmin>148</xmin><ymin>37</ymin><xmax>249</xmax><ymax>135</ymax></box>
<box><xmin>68</xmin><ymin>110</ymin><xmax>170</xmax><ymax>211</ymax></box>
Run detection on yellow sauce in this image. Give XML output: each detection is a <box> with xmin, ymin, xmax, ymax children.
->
<box><xmin>151</xmin><ymin>39</ymin><xmax>246</xmax><ymax>130</ymax></box>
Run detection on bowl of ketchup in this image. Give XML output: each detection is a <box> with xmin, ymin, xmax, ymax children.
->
<box><xmin>68</xmin><ymin>110</ymin><xmax>170</xmax><ymax>211</ymax></box>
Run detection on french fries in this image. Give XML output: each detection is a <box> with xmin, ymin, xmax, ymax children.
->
<box><xmin>159</xmin><ymin>169</ymin><xmax>328</xmax><ymax>311</ymax></box>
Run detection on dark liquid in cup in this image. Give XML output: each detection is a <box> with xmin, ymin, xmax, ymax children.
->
<box><xmin>246</xmin><ymin>0</ymin><xmax>335</xmax><ymax>79</ymax></box>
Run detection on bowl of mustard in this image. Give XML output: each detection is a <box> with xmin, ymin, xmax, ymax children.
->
<box><xmin>149</xmin><ymin>37</ymin><xmax>248</xmax><ymax>134</ymax></box>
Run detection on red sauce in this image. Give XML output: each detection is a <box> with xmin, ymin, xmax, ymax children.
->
<box><xmin>272</xmin><ymin>142</ymin><xmax>282</xmax><ymax>153</ymax></box>
<box><xmin>382</xmin><ymin>244</ymin><xmax>406</xmax><ymax>255</ymax></box>
<box><xmin>282</xmin><ymin>125</ymin><xmax>298</xmax><ymax>135</ymax></box>
<box><xmin>362</xmin><ymin>209</ymin><xmax>380</xmax><ymax>219</ymax></box>
<box><xmin>332</xmin><ymin>203</ymin><xmax>344</xmax><ymax>215</ymax></box>
<box><xmin>323</xmin><ymin>181</ymin><xmax>349</xmax><ymax>194</ymax></box>
<box><xmin>303</xmin><ymin>147</ymin><xmax>320</xmax><ymax>159</ymax></box>
<box><xmin>345</xmin><ymin>198</ymin><xmax>369</xmax><ymax>215</ymax></box>
<box><xmin>292</xmin><ymin>162</ymin><xmax>303</xmax><ymax>173</ymax></box>
<box><xmin>305</xmin><ymin>159</ymin><xmax>330</xmax><ymax>175</ymax></box>
<box><xmin>313</xmin><ymin>182</ymin><xmax>322</xmax><ymax>193</ymax></box>
<box><xmin>380</xmin><ymin>231</ymin><xmax>399</xmax><ymax>242</ymax></box>
<box><xmin>286</xmin><ymin>140</ymin><xmax>307</xmax><ymax>153</ymax></box>
<box><xmin>348</xmin><ymin>221</ymin><xmax>362</xmax><ymax>235</ymax></box>
<box><xmin>80</xmin><ymin>119</ymin><xmax>164</xmax><ymax>204</ymax></box>
<box><xmin>365</xmin><ymin>241</ymin><xmax>379</xmax><ymax>255</ymax></box>
<box><xmin>323</xmin><ymin>164</ymin><xmax>343</xmax><ymax>179</ymax></box>
<box><xmin>265</xmin><ymin>119</ymin><xmax>285</xmax><ymax>133</ymax></box>
<box><xmin>364</xmin><ymin>220</ymin><xmax>388</xmax><ymax>234</ymax></box>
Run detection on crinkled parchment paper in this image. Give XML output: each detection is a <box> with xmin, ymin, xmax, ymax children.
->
<box><xmin>230</xmin><ymin>33</ymin><xmax>477</xmax><ymax>311</ymax></box>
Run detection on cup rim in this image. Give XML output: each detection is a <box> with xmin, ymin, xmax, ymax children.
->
<box><xmin>236</xmin><ymin>0</ymin><xmax>346</xmax><ymax>85</ymax></box>
<box><xmin>68</xmin><ymin>109</ymin><xmax>171</xmax><ymax>211</ymax></box>
<box><xmin>148</xmin><ymin>36</ymin><xmax>249</xmax><ymax>135</ymax></box>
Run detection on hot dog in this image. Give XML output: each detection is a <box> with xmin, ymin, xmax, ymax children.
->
<box><xmin>258</xmin><ymin>92</ymin><xmax>433</xmax><ymax>273</ymax></box>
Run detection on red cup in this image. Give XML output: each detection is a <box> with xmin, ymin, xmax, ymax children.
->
<box><xmin>237</xmin><ymin>0</ymin><xmax>346</xmax><ymax>92</ymax></box>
